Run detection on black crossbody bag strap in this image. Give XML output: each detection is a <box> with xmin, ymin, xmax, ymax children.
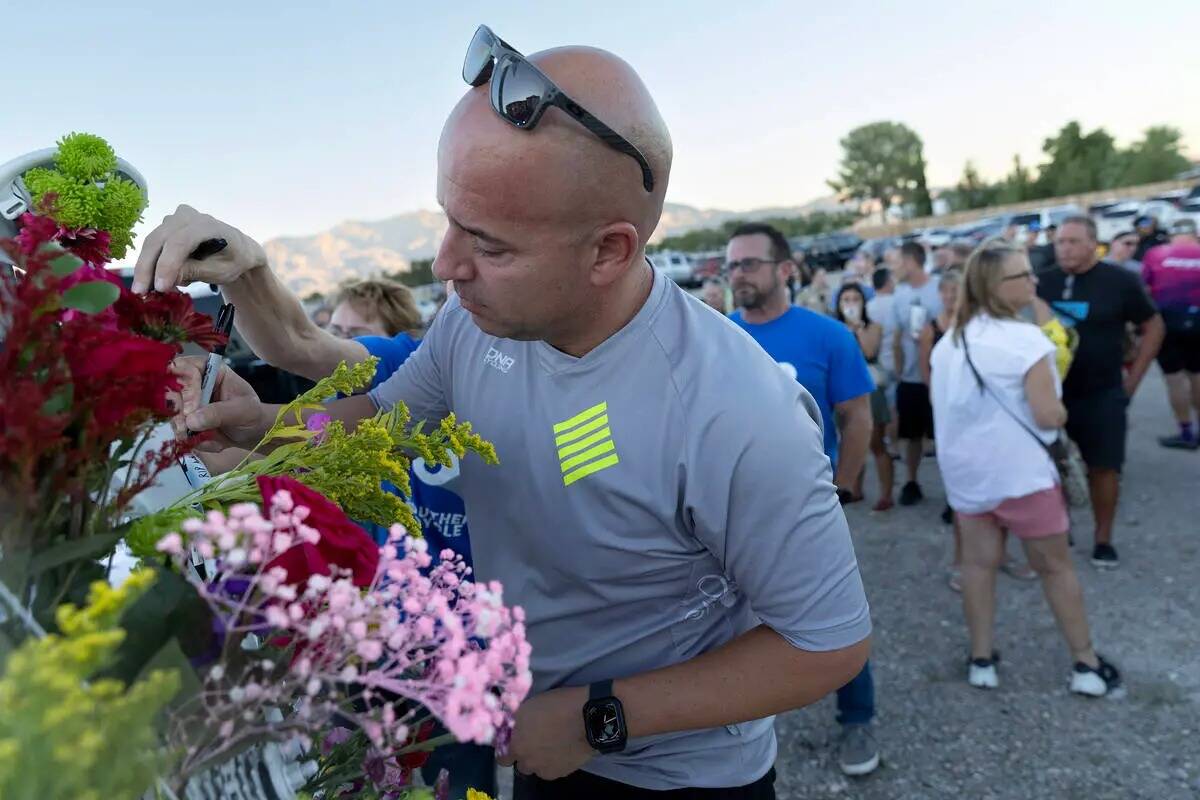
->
<box><xmin>960</xmin><ymin>333</ymin><xmax>1064</xmax><ymax>461</ymax></box>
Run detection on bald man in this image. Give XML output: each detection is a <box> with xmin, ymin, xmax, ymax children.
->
<box><xmin>144</xmin><ymin>29</ymin><xmax>870</xmax><ymax>798</ymax></box>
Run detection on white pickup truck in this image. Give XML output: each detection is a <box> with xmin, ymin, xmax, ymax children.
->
<box><xmin>649</xmin><ymin>251</ymin><xmax>698</xmax><ymax>287</ymax></box>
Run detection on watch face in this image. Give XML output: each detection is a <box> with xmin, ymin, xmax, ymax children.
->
<box><xmin>586</xmin><ymin>701</ymin><xmax>623</xmax><ymax>745</ymax></box>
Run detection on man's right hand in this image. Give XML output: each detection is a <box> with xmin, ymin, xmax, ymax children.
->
<box><xmin>174</xmin><ymin>358</ymin><xmax>273</xmax><ymax>451</ymax></box>
<box><xmin>132</xmin><ymin>205</ymin><xmax>268</xmax><ymax>293</ymax></box>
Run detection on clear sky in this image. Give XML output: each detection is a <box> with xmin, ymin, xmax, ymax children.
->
<box><xmin>6</xmin><ymin>0</ymin><xmax>1198</xmax><ymax>252</ymax></box>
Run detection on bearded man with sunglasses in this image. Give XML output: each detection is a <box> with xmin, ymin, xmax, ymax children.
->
<box><xmin>143</xmin><ymin>27</ymin><xmax>870</xmax><ymax>799</ymax></box>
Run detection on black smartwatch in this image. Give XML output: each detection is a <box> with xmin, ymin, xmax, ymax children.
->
<box><xmin>582</xmin><ymin>679</ymin><xmax>627</xmax><ymax>753</ymax></box>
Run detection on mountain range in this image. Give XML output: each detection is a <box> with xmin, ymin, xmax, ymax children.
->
<box><xmin>263</xmin><ymin>197</ymin><xmax>847</xmax><ymax>296</ymax></box>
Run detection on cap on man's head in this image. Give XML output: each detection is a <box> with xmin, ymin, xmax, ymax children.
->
<box><xmin>1134</xmin><ymin>215</ymin><xmax>1154</xmax><ymax>228</ymax></box>
<box><xmin>1170</xmin><ymin>218</ymin><xmax>1198</xmax><ymax>236</ymax></box>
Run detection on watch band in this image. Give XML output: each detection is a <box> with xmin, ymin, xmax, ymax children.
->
<box><xmin>589</xmin><ymin>678</ymin><xmax>614</xmax><ymax>701</ymax></box>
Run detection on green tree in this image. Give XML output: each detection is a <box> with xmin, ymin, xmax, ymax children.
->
<box><xmin>828</xmin><ymin>121</ymin><xmax>933</xmax><ymax>218</ymax></box>
<box><xmin>1034</xmin><ymin>121</ymin><xmax>1121</xmax><ymax>197</ymax></box>
<box><xmin>947</xmin><ymin>161</ymin><xmax>1000</xmax><ymax>210</ymax></box>
<box><xmin>387</xmin><ymin>257</ymin><xmax>435</xmax><ymax>287</ymax></box>
<box><xmin>995</xmin><ymin>154</ymin><xmax>1040</xmax><ymax>204</ymax></box>
<box><xmin>1118</xmin><ymin>126</ymin><xmax>1192</xmax><ymax>186</ymax></box>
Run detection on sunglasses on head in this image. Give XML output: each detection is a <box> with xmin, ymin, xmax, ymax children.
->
<box><xmin>462</xmin><ymin>25</ymin><xmax>655</xmax><ymax>192</ymax></box>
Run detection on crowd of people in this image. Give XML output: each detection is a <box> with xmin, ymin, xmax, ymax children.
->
<box><xmin>699</xmin><ymin>212</ymin><xmax>1198</xmax><ymax>767</ymax></box>
<box><xmin>129</xmin><ymin>23</ymin><xmax>1199</xmax><ymax>799</ymax></box>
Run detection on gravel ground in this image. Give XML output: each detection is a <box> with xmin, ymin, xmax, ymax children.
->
<box><xmin>497</xmin><ymin>369</ymin><xmax>1199</xmax><ymax>799</ymax></box>
<box><xmin>773</xmin><ymin>370</ymin><xmax>1200</xmax><ymax>800</ymax></box>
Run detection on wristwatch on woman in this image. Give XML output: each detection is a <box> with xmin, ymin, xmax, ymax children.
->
<box><xmin>582</xmin><ymin>679</ymin><xmax>627</xmax><ymax>753</ymax></box>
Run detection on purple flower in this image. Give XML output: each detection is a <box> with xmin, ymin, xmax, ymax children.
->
<box><xmin>321</xmin><ymin>726</ymin><xmax>353</xmax><ymax>756</ymax></box>
<box><xmin>433</xmin><ymin>769</ymin><xmax>450</xmax><ymax>800</ymax></box>
<box><xmin>364</xmin><ymin>752</ymin><xmax>405</xmax><ymax>788</ymax></box>
<box><xmin>306</xmin><ymin>413</ymin><xmax>333</xmax><ymax>445</ymax></box>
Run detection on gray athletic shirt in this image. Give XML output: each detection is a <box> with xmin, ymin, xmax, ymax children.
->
<box><xmin>370</xmin><ymin>269</ymin><xmax>871</xmax><ymax>789</ymax></box>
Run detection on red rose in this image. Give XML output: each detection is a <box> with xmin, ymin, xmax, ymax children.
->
<box><xmin>258</xmin><ymin>475</ymin><xmax>380</xmax><ymax>588</ymax></box>
<box><xmin>397</xmin><ymin>720</ymin><xmax>437</xmax><ymax>770</ymax></box>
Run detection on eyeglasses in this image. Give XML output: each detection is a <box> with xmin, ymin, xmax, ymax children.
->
<box><xmin>722</xmin><ymin>257</ymin><xmax>779</xmax><ymax>275</ymax></box>
<box><xmin>1000</xmin><ymin>270</ymin><xmax>1035</xmax><ymax>283</ymax></box>
<box><xmin>325</xmin><ymin>323</ymin><xmax>378</xmax><ymax>340</ymax></box>
<box><xmin>462</xmin><ymin>25</ymin><xmax>655</xmax><ymax>192</ymax></box>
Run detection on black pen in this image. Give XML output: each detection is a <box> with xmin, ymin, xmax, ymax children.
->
<box><xmin>187</xmin><ymin>237</ymin><xmax>233</xmax><ymax>434</ymax></box>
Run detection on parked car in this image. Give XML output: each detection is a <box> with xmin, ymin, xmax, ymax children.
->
<box><xmin>1136</xmin><ymin>200</ymin><xmax>1181</xmax><ymax>232</ymax></box>
<box><xmin>856</xmin><ymin>236</ymin><xmax>901</xmax><ymax>264</ymax></box>
<box><xmin>1172</xmin><ymin>198</ymin><xmax>1200</xmax><ymax>231</ymax></box>
<box><xmin>689</xmin><ymin>251</ymin><xmax>723</xmax><ymax>283</ymax></box>
<box><xmin>797</xmin><ymin>232</ymin><xmax>863</xmax><ymax>270</ymax></box>
<box><xmin>951</xmin><ymin>216</ymin><xmax>1006</xmax><ymax>243</ymax></box>
<box><xmin>650</xmin><ymin>250</ymin><xmax>699</xmax><ymax>287</ymax></box>
<box><xmin>1147</xmin><ymin>189</ymin><xmax>1190</xmax><ymax>208</ymax></box>
<box><xmin>1000</xmin><ymin>205</ymin><xmax>1083</xmax><ymax>243</ymax></box>
<box><xmin>1095</xmin><ymin>201</ymin><xmax>1141</xmax><ymax>243</ymax></box>
<box><xmin>916</xmin><ymin>228</ymin><xmax>952</xmax><ymax>249</ymax></box>
<box><xmin>1088</xmin><ymin>200</ymin><xmax>1123</xmax><ymax>218</ymax></box>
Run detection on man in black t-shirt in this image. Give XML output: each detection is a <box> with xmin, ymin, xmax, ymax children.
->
<box><xmin>1037</xmin><ymin>217</ymin><xmax>1165</xmax><ymax>570</ymax></box>
<box><xmin>1133</xmin><ymin>215</ymin><xmax>1171</xmax><ymax>263</ymax></box>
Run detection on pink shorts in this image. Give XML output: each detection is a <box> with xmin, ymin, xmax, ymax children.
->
<box><xmin>958</xmin><ymin>486</ymin><xmax>1069</xmax><ymax>540</ymax></box>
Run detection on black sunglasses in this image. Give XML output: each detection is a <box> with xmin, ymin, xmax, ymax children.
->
<box><xmin>462</xmin><ymin>25</ymin><xmax>655</xmax><ymax>192</ymax></box>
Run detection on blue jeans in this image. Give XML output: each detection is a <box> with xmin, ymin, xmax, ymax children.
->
<box><xmin>421</xmin><ymin>741</ymin><xmax>496</xmax><ymax>799</ymax></box>
<box><xmin>835</xmin><ymin>661</ymin><xmax>875</xmax><ymax>726</ymax></box>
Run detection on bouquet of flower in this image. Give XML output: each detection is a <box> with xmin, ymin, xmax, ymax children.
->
<box><xmin>151</xmin><ymin>475</ymin><xmax>530</xmax><ymax>797</ymax></box>
<box><xmin>125</xmin><ymin>358</ymin><xmax>497</xmax><ymax>558</ymax></box>
<box><xmin>0</xmin><ymin>133</ymin><xmax>528</xmax><ymax>800</ymax></box>
<box><xmin>0</xmin><ymin>132</ymin><xmax>217</xmax><ymax>627</ymax></box>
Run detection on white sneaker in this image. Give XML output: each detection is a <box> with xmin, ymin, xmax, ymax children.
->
<box><xmin>968</xmin><ymin>656</ymin><xmax>999</xmax><ymax>689</ymax></box>
<box><xmin>1070</xmin><ymin>656</ymin><xmax>1124</xmax><ymax>698</ymax></box>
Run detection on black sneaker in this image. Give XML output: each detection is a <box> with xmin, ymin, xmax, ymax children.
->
<box><xmin>1070</xmin><ymin>655</ymin><xmax>1124</xmax><ymax>698</ymax></box>
<box><xmin>1159</xmin><ymin>434</ymin><xmax>1200</xmax><ymax>451</ymax></box>
<box><xmin>1091</xmin><ymin>544</ymin><xmax>1119</xmax><ymax>569</ymax></box>
<box><xmin>899</xmin><ymin>481</ymin><xmax>924</xmax><ymax>506</ymax></box>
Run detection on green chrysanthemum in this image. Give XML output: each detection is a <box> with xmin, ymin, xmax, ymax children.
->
<box><xmin>22</xmin><ymin>132</ymin><xmax>147</xmax><ymax>260</ymax></box>
<box><xmin>98</xmin><ymin>177</ymin><xmax>145</xmax><ymax>258</ymax></box>
<box><xmin>53</xmin><ymin>132</ymin><xmax>117</xmax><ymax>181</ymax></box>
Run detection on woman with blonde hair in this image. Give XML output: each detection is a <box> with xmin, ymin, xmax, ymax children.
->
<box><xmin>929</xmin><ymin>240</ymin><xmax>1121</xmax><ymax>696</ymax></box>
<box><xmin>327</xmin><ymin>278</ymin><xmax>424</xmax><ymax>340</ymax></box>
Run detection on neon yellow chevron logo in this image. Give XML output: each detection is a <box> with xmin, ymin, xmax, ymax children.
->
<box><xmin>553</xmin><ymin>401</ymin><xmax>620</xmax><ymax>487</ymax></box>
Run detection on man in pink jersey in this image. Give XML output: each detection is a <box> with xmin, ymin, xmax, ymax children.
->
<box><xmin>1142</xmin><ymin>219</ymin><xmax>1200</xmax><ymax>450</ymax></box>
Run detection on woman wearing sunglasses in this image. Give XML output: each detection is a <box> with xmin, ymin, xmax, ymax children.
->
<box><xmin>929</xmin><ymin>241</ymin><xmax>1121</xmax><ymax>697</ymax></box>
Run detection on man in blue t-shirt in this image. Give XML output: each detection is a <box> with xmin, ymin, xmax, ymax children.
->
<box><xmin>725</xmin><ymin>223</ymin><xmax>880</xmax><ymax>778</ymax></box>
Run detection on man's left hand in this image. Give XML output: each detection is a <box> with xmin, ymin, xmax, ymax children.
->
<box><xmin>496</xmin><ymin>685</ymin><xmax>594</xmax><ymax>780</ymax></box>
